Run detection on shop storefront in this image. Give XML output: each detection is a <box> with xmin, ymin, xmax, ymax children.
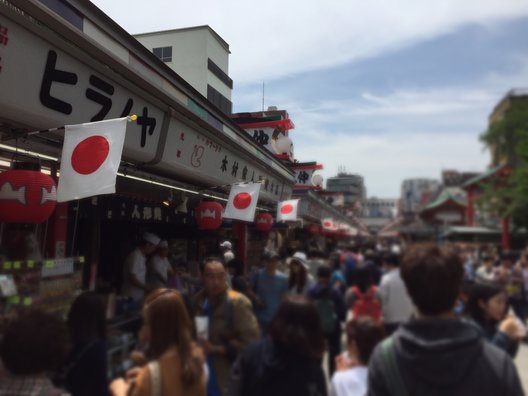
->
<box><xmin>0</xmin><ymin>0</ymin><xmax>294</xmax><ymax>376</ymax></box>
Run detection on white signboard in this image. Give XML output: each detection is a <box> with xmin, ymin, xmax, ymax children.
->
<box><xmin>159</xmin><ymin>118</ymin><xmax>291</xmax><ymax>202</ymax></box>
<box><xmin>435</xmin><ymin>211</ymin><xmax>463</xmax><ymax>223</ymax></box>
<box><xmin>0</xmin><ymin>14</ymin><xmax>162</xmax><ymax>163</ymax></box>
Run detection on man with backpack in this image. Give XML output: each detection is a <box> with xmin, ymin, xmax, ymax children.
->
<box><xmin>309</xmin><ymin>265</ymin><xmax>346</xmax><ymax>376</ymax></box>
<box><xmin>192</xmin><ymin>257</ymin><xmax>260</xmax><ymax>396</ymax></box>
<box><xmin>368</xmin><ymin>244</ymin><xmax>524</xmax><ymax>396</ymax></box>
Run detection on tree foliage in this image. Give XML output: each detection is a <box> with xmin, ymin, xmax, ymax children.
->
<box><xmin>479</xmin><ymin>97</ymin><xmax>528</xmax><ymax>228</ymax></box>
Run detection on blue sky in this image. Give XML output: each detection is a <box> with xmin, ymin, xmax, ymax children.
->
<box><xmin>92</xmin><ymin>0</ymin><xmax>528</xmax><ymax>197</ymax></box>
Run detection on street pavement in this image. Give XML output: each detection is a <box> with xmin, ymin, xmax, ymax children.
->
<box><xmin>516</xmin><ymin>344</ymin><xmax>528</xmax><ymax>392</ymax></box>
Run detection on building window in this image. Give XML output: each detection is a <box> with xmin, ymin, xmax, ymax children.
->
<box><xmin>207</xmin><ymin>85</ymin><xmax>232</xmax><ymax>115</ymax></box>
<box><xmin>153</xmin><ymin>46</ymin><xmax>172</xmax><ymax>62</ymax></box>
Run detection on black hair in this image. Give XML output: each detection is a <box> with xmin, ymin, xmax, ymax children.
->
<box><xmin>355</xmin><ymin>265</ymin><xmax>373</xmax><ymax>293</ymax></box>
<box><xmin>465</xmin><ymin>281</ymin><xmax>506</xmax><ymax>325</ymax></box>
<box><xmin>382</xmin><ymin>253</ymin><xmax>400</xmax><ymax>267</ymax></box>
<box><xmin>401</xmin><ymin>243</ymin><xmax>463</xmax><ymax>316</ymax></box>
<box><xmin>199</xmin><ymin>256</ymin><xmax>225</xmax><ymax>273</ymax></box>
<box><xmin>0</xmin><ymin>309</ymin><xmax>70</xmax><ymax>375</ymax></box>
<box><xmin>346</xmin><ymin>317</ymin><xmax>385</xmax><ymax>364</ymax></box>
<box><xmin>68</xmin><ymin>291</ymin><xmax>106</xmax><ymax>345</ymax></box>
<box><xmin>317</xmin><ymin>265</ymin><xmax>332</xmax><ymax>278</ymax></box>
<box><xmin>269</xmin><ymin>296</ymin><xmax>325</xmax><ymax>359</ymax></box>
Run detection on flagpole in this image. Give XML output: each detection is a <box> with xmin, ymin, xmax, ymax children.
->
<box><xmin>1</xmin><ymin>115</ymin><xmax>138</xmax><ymax>142</ymax></box>
<box><xmin>70</xmin><ymin>200</ymin><xmax>80</xmax><ymax>257</ymax></box>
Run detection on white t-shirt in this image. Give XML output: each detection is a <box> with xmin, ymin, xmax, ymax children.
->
<box><xmin>149</xmin><ymin>255</ymin><xmax>172</xmax><ymax>289</ymax></box>
<box><xmin>224</xmin><ymin>250</ymin><xmax>235</xmax><ymax>263</ymax></box>
<box><xmin>122</xmin><ymin>248</ymin><xmax>147</xmax><ymax>302</ymax></box>
<box><xmin>330</xmin><ymin>367</ymin><xmax>368</xmax><ymax>396</ymax></box>
<box><xmin>378</xmin><ymin>268</ymin><xmax>414</xmax><ymax>323</ymax></box>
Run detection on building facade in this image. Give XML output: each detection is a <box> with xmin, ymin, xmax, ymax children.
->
<box><xmin>400</xmin><ymin>178</ymin><xmax>440</xmax><ymax>220</ymax></box>
<box><xmin>134</xmin><ymin>26</ymin><xmax>233</xmax><ymax>115</ymax></box>
<box><xmin>326</xmin><ymin>172</ymin><xmax>366</xmax><ymax>209</ymax></box>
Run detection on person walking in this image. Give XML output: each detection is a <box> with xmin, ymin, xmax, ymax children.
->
<box><xmin>309</xmin><ymin>265</ymin><xmax>347</xmax><ymax>376</ymax></box>
<box><xmin>228</xmin><ymin>296</ymin><xmax>327</xmax><ymax>396</ymax></box>
<box><xmin>110</xmin><ymin>289</ymin><xmax>206</xmax><ymax>396</ymax></box>
<box><xmin>367</xmin><ymin>243</ymin><xmax>524</xmax><ymax>396</ymax></box>
<box><xmin>250</xmin><ymin>251</ymin><xmax>288</xmax><ymax>336</ymax></box>
<box><xmin>63</xmin><ymin>292</ymin><xmax>109</xmax><ymax>396</ymax></box>
<box><xmin>377</xmin><ymin>252</ymin><xmax>413</xmax><ymax>335</ymax></box>
<box><xmin>475</xmin><ymin>254</ymin><xmax>495</xmax><ymax>282</ymax></box>
<box><xmin>287</xmin><ymin>252</ymin><xmax>314</xmax><ymax>296</ymax></box>
<box><xmin>192</xmin><ymin>257</ymin><xmax>259</xmax><ymax>396</ymax></box>
<box><xmin>464</xmin><ymin>281</ymin><xmax>523</xmax><ymax>358</ymax></box>
<box><xmin>330</xmin><ymin>317</ymin><xmax>385</xmax><ymax>396</ymax></box>
<box><xmin>345</xmin><ymin>265</ymin><xmax>382</xmax><ymax>323</ymax></box>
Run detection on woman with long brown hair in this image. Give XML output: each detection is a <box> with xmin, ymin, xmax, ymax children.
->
<box><xmin>110</xmin><ymin>289</ymin><xmax>206</xmax><ymax>396</ymax></box>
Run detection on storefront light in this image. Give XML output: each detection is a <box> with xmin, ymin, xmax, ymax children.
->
<box><xmin>0</xmin><ymin>144</ymin><xmax>59</xmax><ymax>162</ymax></box>
<box><xmin>116</xmin><ymin>172</ymin><xmax>229</xmax><ymax>203</ymax></box>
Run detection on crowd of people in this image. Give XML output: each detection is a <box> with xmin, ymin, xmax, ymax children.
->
<box><xmin>0</xmin><ymin>235</ymin><xmax>527</xmax><ymax>396</ymax></box>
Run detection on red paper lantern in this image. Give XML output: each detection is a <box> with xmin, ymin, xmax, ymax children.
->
<box><xmin>255</xmin><ymin>213</ymin><xmax>273</xmax><ymax>232</ymax></box>
<box><xmin>306</xmin><ymin>224</ymin><xmax>320</xmax><ymax>236</ymax></box>
<box><xmin>195</xmin><ymin>201</ymin><xmax>223</xmax><ymax>230</ymax></box>
<box><xmin>0</xmin><ymin>169</ymin><xmax>57</xmax><ymax>223</ymax></box>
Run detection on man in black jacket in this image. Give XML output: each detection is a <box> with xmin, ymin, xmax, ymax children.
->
<box><xmin>368</xmin><ymin>243</ymin><xmax>524</xmax><ymax>396</ymax></box>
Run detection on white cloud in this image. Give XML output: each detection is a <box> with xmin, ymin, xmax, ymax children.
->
<box><xmin>270</xmin><ymin>60</ymin><xmax>528</xmax><ymax>197</ymax></box>
<box><xmin>297</xmin><ymin>131</ymin><xmax>489</xmax><ymax>198</ymax></box>
<box><xmin>91</xmin><ymin>0</ymin><xmax>528</xmax><ymax>83</ymax></box>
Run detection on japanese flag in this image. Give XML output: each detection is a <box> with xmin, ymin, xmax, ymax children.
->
<box><xmin>277</xmin><ymin>199</ymin><xmax>299</xmax><ymax>222</ymax></box>
<box><xmin>57</xmin><ymin>117</ymin><xmax>127</xmax><ymax>202</ymax></box>
<box><xmin>223</xmin><ymin>183</ymin><xmax>261</xmax><ymax>222</ymax></box>
<box><xmin>322</xmin><ymin>218</ymin><xmax>336</xmax><ymax>230</ymax></box>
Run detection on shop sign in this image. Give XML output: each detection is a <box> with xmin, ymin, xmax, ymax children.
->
<box><xmin>290</xmin><ymin>163</ymin><xmax>323</xmax><ymax>189</ymax></box>
<box><xmin>238</xmin><ymin>119</ymin><xmax>293</xmax><ymax>155</ymax></box>
<box><xmin>0</xmin><ymin>15</ymin><xmax>162</xmax><ymax>163</ymax></box>
<box><xmin>79</xmin><ymin>198</ymin><xmax>193</xmax><ymax>224</ymax></box>
<box><xmin>157</xmin><ymin>118</ymin><xmax>292</xmax><ymax>203</ymax></box>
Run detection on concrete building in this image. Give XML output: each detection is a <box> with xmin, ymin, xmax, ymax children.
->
<box><xmin>400</xmin><ymin>178</ymin><xmax>441</xmax><ymax>220</ymax></box>
<box><xmin>134</xmin><ymin>25</ymin><xmax>233</xmax><ymax>115</ymax></box>
<box><xmin>326</xmin><ymin>172</ymin><xmax>366</xmax><ymax>209</ymax></box>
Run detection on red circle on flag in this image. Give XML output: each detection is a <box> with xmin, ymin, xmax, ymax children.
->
<box><xmin>281</xmin><ymin>204</ymin><xmax>294</xmax><ymax>214</ymax></box>
<box><xmin>71</xmin><ymin>136</ymin><xmax>110</xmax><ymax>175</ymax></box>
<box><xmin>323</xmin><ymin>221</ymin><xmax>332</xmax><ymax>227</ymax></box>
<box><xmin>233</xmin><ymin>192</ymin><xmax>252</xmax><ymax>210</ymax></box>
